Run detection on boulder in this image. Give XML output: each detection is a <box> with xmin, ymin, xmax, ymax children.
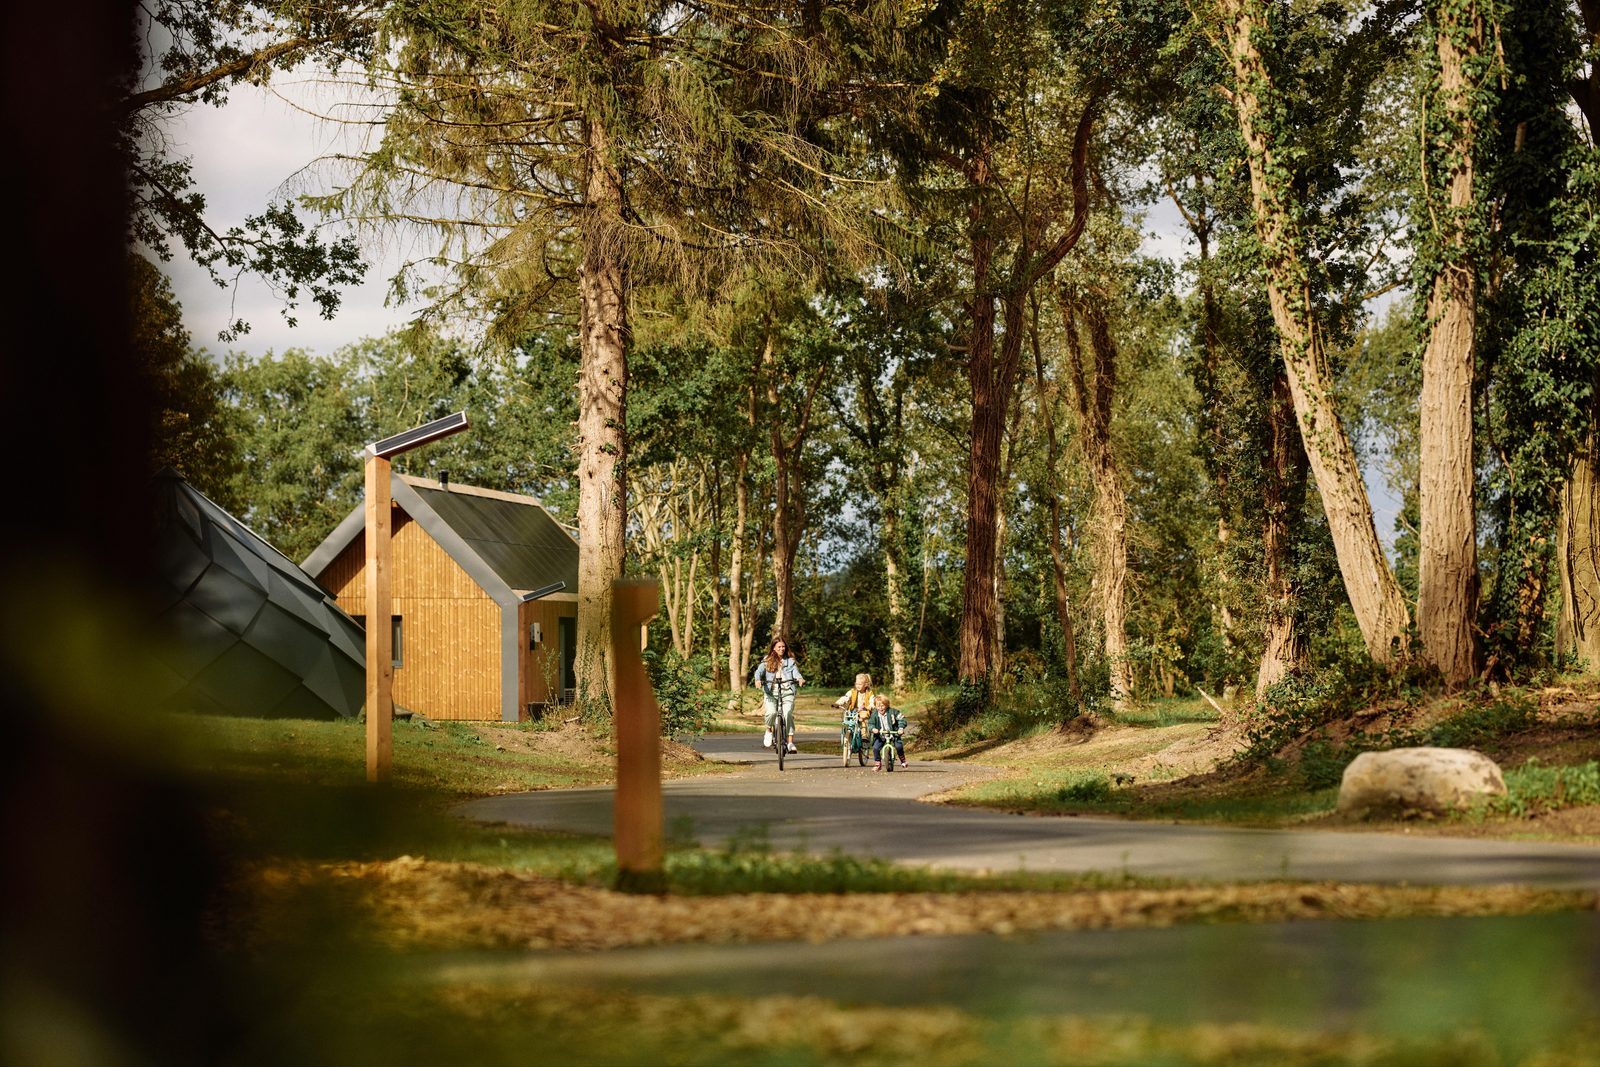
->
<box><xmin>1336</xmin><ymin>747</ymin><xmax>1507</xmax><ymax>818</ymax></box>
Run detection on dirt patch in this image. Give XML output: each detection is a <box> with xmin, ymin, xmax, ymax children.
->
<box><xmin>229</xmin><ymin>856</ymin><xmax>1598</xmax><ymax>954</ymax></box>
<box><xmin>941</xmin><ymin>719</ymin><xmax>1240</xmax><ymax>786</ymax></box>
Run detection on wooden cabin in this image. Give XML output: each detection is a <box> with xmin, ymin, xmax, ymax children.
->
<box><xmin>303</xmin><ymin>474</ymin><xmax>579</xmax><ymax>722</ymax></box>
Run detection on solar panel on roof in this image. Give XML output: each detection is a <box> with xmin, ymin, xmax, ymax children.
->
<box><xmin>371</xmin><ymin>411</ymin><xmax>469</xmax><ymax>458</ymax></box>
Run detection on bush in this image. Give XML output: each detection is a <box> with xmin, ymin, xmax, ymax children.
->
<box><xmin>642</xmin><ymin>649</ymin><xmax>719</xmax><ymax>737</ymax></box>
<box><xmin>1244</xmin><ymin>652</ymin><xmax>1429</xmax><ymax>763</ymax></box>
<box><xmin>1057</xmin><ymin>774</ymin><xmax>1113</xmax><ymax>803</ymax></box>
<box><xmin>1424</xmin><ymin>695</ymin><xmax>1536</xmax><ymax>748</ymax></box>
<box><xmin>1490</xmin><ymin>759</ymin><xmax>1600</xmax><ymax>818</ymax></box>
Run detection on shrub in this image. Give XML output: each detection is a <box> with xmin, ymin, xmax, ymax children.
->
<box><xmin>1423</xmin><ymin>695</ymin><xmax>1536</xmax><ymax>748</ymax></box>
<box><xmin>950</xmin><ymin>678</ymin><xmax>991</xmax><ymax>725</ymax></box>
<box><xmin>1490</xmin><ymin>759</ymin><xmax>1600</xmax><ymax>818</ymax></box>
<box><xmin>642</xmin><ymin>649</ymin><xmax>719</xmax><ymax>737</ymax></box>
<box><xmin>1057</xmin><ymin>774</ymin><xmax>1113</xmax><ymax>803</ymax></box>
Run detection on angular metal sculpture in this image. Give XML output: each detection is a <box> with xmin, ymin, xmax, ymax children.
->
<box><xmin>151</xmin><ymin>469</ymin><xmax>366</xmax><ymax>719</ymax></box>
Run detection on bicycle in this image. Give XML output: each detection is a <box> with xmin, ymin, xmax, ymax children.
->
<box><xmin>768</xmin><ymin>680</ymin><xmax>796</xmax><ymax>770</ymax></box>
<box><xmin>876</xmin><ymin>721</ymin><xmax>906</xmax><ymax>772</ymax></box>
<box><xmin>839</xmin><ymin>708</ymin><xmax>868</xmax><ymax>766</ymax></box>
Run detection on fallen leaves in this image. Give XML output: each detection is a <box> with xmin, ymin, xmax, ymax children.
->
<box><xmin>229</xmin><ymin>856</ymin><xmax>1599</xmax><ymax>955</ymax></box>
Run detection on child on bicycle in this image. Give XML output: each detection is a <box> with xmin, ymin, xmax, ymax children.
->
<box><xmin>833</xmin><ymin>673</ymin><xmax>875</xmax><ymax>762</ymax></box>
<box><xmin>868</xmin><ymin>693</ymin><xmax>907</xmax><ymax>771</ymax></box>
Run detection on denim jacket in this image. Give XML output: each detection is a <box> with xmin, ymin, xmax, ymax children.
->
<box><xmin>751</xmin><ymin>656</ymin><xmax>804</xmax><ymax>694</ymax></box>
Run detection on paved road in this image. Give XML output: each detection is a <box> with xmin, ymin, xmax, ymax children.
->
<box><xmin>459</xmin><ymin>731</ymin><xmax>1600</xmax><ymax>888</ymax></box>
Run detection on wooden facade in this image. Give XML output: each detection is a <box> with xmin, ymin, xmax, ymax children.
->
<box><xmin>310</xmin><ymin>480</ymin><xmax>578</xmax><ymax>722</ymax></box>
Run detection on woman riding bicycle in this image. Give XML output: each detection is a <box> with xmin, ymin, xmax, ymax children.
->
<box><xmin>752</xmin><ymin>636</ymin><xmax>806</xmax><ymax>754</ymax></box>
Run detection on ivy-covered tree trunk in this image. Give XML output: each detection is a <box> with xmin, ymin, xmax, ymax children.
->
<box><xmin>1557</xmin><ymin>1</ymin><xmax>1600</xmax><ymax>672</ymax></box>
<box><xmin>1560</xmin><ymin>430</ymin><xmax>1600</xmax><ymax>666</ymax></box>
<box><xmin>574</xmin><ymin>113</ymin><xmax>629</xmax><ymax>712</ymax></box>
<box><xmin>1417</xmin><ymin>0</ymin><xmax>1484</xmax><ymax>686</ymax></box>
<box><xmin>1213</xmin><ymin>0</ymin><xmax>1411</xmax><ymax>664</ymax></box>
<box><xmin>1256</xmin><ymin>371</ymin><xmax>1309</xmax><ymax>695</ymax></box>
<box><xmin>1063</xmin><ymin>294</ymin><xmax>1133</xmax><ymax>708</ymax></box>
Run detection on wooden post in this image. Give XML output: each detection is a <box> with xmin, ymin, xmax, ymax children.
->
<box><xmin>365</xmin><ymin>453</ymin><xmax>393</xmax><ymax>783</ymax></box>
<box><xmin>612</xmin><ymin>578</ymin><xmax>663</xmax><ymax>891</ymax></box>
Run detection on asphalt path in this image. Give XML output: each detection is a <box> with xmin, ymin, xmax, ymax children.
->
<box><xmin>459</xmin><ymin>730</ymin><xmax>1600</xmax><ymax>888</ymax></box>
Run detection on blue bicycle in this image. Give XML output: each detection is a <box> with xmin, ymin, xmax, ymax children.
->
<box><xmin>840</xmin><ymin>708</ymin><xmax>868</xmax><ymax>766</ymax></box>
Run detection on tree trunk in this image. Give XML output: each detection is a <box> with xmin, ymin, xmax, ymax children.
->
<box><xmin>1560</xmin><ymin>430</ymin><xmax>1600</xmax><ymax>667</ymax></box>
<box><xmin>764</xmin><ymin>331</ymin><xmax>822</xmax><ymax>646</ymax></box>
<box><xmin>884</xmin><ymin>507</ymin><xmax>909</xmax><ymax>690</ymax></box>
<box><xmin>1214</xmin><ymin>0</ymin><xmax>1410</xmax><ymax>664</ymax></box>
<box><xmin>574</xmin><ymin>112</ymin><xmax>628</xmax><ymax>712</ymax></box>
<box><xmin>1256</xmin><ymin>370</ymin><xmax>1310</xmax><ymax>696</ymax></box>
<box><xmin>1062</xmin><ymin>293</ymin><xmax>1132</xmax><ymax>708</ymax></box>
<box><xmin>728</xmin><ymin>381</ymin><xmax>757</xmax><ymax>694</ymax></box>
<box><xmin>1032</xmin><ymin>298</ymin><xmax>1084</xmax><ymax>708</ymax></box>
<box><xmin>959</xmin><ymin>192</ymin><xmax>1003</xmax><ymax>684</ymax></box>
<box><xmin>1416</xmin><ymin>3</ymin><xmax>1484</xmax><ymax>687</ymax></box>
<box><xmin>1558</xmin><ymin>2</ymin><xmax>1600</xmax><ymax>671</ymax></box>
<box><xmin>1196</xmin><ymin>216</ymin><xmax>1239</xmax><ymax>665</ymax></box>
<box><xmin>708</xmin><ymin>464</ymin><xmax>724</xmax><ymax>687</ymax></box>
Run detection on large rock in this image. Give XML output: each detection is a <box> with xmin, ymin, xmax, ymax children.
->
<box><xmin>1336</xmin><ymin>747</ymin><xmax>1507</xmax><ymax>818</ymax></box>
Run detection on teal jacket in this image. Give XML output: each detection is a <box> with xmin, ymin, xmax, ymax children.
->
<box><xmin>868</xmin><ymin>707</ymin><xmax>906</xmax><ymax>735</ymax></box>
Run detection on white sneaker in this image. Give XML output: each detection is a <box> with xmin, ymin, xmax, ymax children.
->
<box><xmin>787</xmin><ymin>740</ymin><xmax>798</xmax><ymax>753</ymax></box>
<box><xmin>763</xmin><ymin>730</ymin><xmax>773</xmax><ymax>748</ymax></box>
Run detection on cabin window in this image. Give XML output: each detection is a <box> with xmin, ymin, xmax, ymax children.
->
<box><xmin>351</xmin><ymin>614</ymin><xmax>404</xmax><ymax>668</ymax></box>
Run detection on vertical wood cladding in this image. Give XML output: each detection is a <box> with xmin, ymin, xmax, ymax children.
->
<box><xmin>317</xmin><ymin>511</ymin><xmax>499</xmax><ymax>720</ymax></box>
<box><xmin>518</xmin><ymin>598</ymin><xmax>578</xmax><ymax>712</ymax></box>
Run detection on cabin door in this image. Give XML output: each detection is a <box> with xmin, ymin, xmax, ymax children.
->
<box><xmin>558</xmin><ymin>616</ymin><xmax>577</xmax><ymax>704</ymax></box>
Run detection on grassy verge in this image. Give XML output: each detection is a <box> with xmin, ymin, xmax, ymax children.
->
<box><xmin>167</xmin><ymin>712</ymin><xmax>731</xmax><ymax>795</ymax></box>
<box><xmin>934</xmin><ymin>682</ymin><xmax>1600</xmax><ymax>837</ymax></box>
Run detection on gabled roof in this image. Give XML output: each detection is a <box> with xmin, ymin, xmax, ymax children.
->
<box><xmin>151</xmin><ymin>468</ymin><xmax>366</xmax><ymax>720</ymax></box>
<box><xmin>301</xmin><ymin>475</ymin><xmax>578</xmax><ymax>606</ymax></box>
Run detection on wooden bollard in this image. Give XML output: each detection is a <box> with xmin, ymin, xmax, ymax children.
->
<box><xmin>611</xmin><ymin>578</ymin><xmax>664</xmax><ymax>892</ymax></box>
<box><xmin>364</xmin><ymin>453</ymin><xmax>393</xmax><ymax>783</ymax></box>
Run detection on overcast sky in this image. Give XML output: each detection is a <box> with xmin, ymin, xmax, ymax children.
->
<box><xmin>163</xmin><ymin>77</ymin><xmax>422</xmax><ymax>358</ymax></box>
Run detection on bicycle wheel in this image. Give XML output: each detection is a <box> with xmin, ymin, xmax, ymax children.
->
<box><xmin>856</xmin><ymin>733</ymin><xmax>866</xmax><ymax>766</ymax></box>
<box><xmin>884</xmin><ymin>744</ymin><xmax>895</xmax><ymax>772</ymax></box>
<box><xmin>776</xmin><ymin>718</ymin><xmax>787</xmax><ymax>771</ymax></box>
<box><xmin>841</xmin><ymin>731</ymin><xmax>850</xmax><ymax>766</ymax></box>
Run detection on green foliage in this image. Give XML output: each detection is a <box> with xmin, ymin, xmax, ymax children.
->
<box><xmin>130</xmin><ymin>254</ymin><xmax>241</xmax><ymax>503</ymax></box>
<box><xmin>219</xmin><ymin>328</ymin><xmax>579</xmax><ymax>559</ymax></box>
<box><xmin>130</xmin><ymin>2</ymin><xmax>373</xmax><ymax>338</ymax></box>
<box><xmin>1426</xmin><ymin>695</ymin><xmax>1537</xmax><ymax>748</ymax></box>
<box><xmin>1056</xmin><ymin>774</ymin><xmax>1113</xmax><ymax>803</ymax></box>
<box><xmin>1473</xmin><ymin>0</ymin><xmax>1600</xmax><ymax>671</ymax></box>
<box><xmin>1491</xmin><ymin>759</ymin><xmax>1600</xmax><ymax>818</ymax></box>
<box><xmin>952</xmin><ymin>678</ymin><xmax>991</xmax><ymax>726</ymax></box>
<box><xmin>1285</xmin><ymin>693</ymin><xmax>1538</xmax><ymax>791</ymax></box>
<box><xmin>642</xmin><ymin>649</ymin><xmax>719</xmax><ymax>738</ymax></box>
<box><xmin>1244</xmin><ymin>652</ymin><xmax>1411</xmax><ymax>763</ymax></box>
<box><xmin>919</xmin><ymin>678</ymin><xmax>1084</xmax><ymax>748</ymax></box>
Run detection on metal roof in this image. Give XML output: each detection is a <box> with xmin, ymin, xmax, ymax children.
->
<box><xmin>152</xmin><ymin>469</ymin><xmax>366</xmax><ymax>720</ymax></box>
<box><xmin>301</xmin><ymin>475</ymin><xmax>578</xmax><ymax>601</ymax></box>
<box><xmin>409</xmin><ymin>485</ymin><xmax>578</xmax><ymax>594</ymax></box>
